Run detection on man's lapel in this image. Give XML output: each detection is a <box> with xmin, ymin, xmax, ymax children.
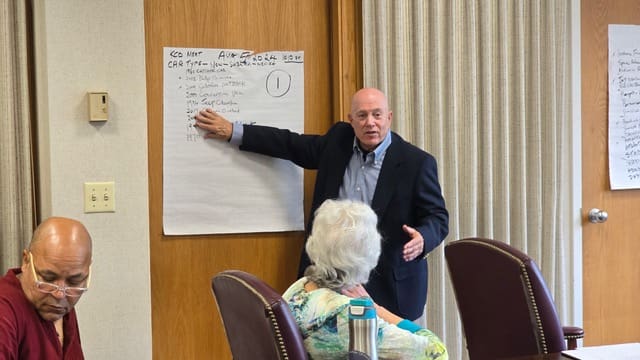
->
<box><xmin>324</xmin><ymin>135</ymin><xmax>354</xmax><ymax>199</ymax></box>
<box><xmin>371</xmin><ymin>136</ymin><xmax>403</xmax><ymax>218</ymax></box>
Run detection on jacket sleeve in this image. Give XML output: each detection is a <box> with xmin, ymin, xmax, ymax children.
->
<box><xmin>239</xmin><ymin>124</ymin><xmax>328</xmax><ymax>169</ymax></box>
<box><xmin>414</xmin><ymin>154</ymin><xmax>449</xmax><ymax>255</ymax></box>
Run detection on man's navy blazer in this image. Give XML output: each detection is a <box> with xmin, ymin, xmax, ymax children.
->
<box><xmin>240</xmin><ymin>121</ymin><xmax>448</xmax><ymax>320</ymax></box>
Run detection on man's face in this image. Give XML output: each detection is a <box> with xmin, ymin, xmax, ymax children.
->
<box><xmin>348</xmin><ymin>89</ymin><xmax>393</xmax><ymax>152</ymax></box>
<box><xmin>20</xmin><ymin>250</ymin><xmax>90</xmax><ymax>322</ymax></box>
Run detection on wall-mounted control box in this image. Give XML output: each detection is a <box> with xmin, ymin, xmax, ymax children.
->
<box><xmin>88</xmin><ymin>92</ymin><xmax>108</xmax><ymax>121</ymax></box>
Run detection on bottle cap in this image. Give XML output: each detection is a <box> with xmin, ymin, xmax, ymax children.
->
<box><xmin>349</xmin><ymin>297</ymin><xmax>376</xmax><ymax>319</ymax></box>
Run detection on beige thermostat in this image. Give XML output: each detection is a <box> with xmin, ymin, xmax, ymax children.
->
<box><xmin>88</xmin><ymin>92</ymin><xmax>108</xmax><ymax>121</ymax></box>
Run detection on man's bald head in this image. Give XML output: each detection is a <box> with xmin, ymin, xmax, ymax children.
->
<box><xmin>349</xmin><ymin>87</ymin><xmax>390</xmax><ymax>114</ymax></box>
<box><xmin>29</xmin><ymin>217</ymin><xmax>92</xmax><ymax>259</ymax></box>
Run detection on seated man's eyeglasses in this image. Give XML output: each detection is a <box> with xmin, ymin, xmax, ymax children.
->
<box><xmin>29</xmin><ymin>252</ymin><xmax>91</xmax><ymax>297</ymax></box>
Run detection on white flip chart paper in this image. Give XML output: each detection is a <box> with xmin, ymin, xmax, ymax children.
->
<box><xmin>608</xmin><ymin>25</ymin><xmax>640</xmax><ymax>189</ymax></box>
<box><xmin>163</xmin><ymin>47</ymin><xmax>305</xmax><ymax>235</ymax></box>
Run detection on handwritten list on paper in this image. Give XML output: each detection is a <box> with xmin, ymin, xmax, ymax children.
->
<box><xmin>609</xmin><ymin>25</ymin><xmax>640</xmax><ymax>189</ymax></box>
<box><xmin>163</xmin><ymin>47</ymin><xmax>305</xmax><ymax>235</ymax></box>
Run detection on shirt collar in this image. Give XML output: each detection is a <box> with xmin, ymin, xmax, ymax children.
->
<box><xmin>352</xmin><ymin>131</ymin><xmax>392</xmax><ymax>162</ymax></box>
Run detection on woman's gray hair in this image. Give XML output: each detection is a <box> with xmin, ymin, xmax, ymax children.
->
<box><xmin>304</xmin><ymin>199</ymin><xmax>381</xmax><ymax>291</ymax></box>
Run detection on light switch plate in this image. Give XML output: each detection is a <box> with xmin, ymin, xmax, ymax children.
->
<box><xmin>84</xmin><ymin>181</ymin><xmax>115</xmax><ymax>213</ymax></box>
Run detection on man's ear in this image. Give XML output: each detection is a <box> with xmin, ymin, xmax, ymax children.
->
<box><xmin>21</xmin><ymin>249</ymin><xmax>30</xmax><ymax>271</ymax></box>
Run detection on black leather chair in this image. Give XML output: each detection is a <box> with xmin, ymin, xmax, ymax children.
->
<box><xmin>211</xmin><ymin>270</ymin><xmax>308</xmax><ymax>360</ymax></box>
<box><xmin>445</xmin><ymin>237</ymin><xmax>584</xmax><ymax>360</ymax></box>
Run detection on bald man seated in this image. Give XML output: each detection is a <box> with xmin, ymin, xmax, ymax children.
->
<box><xmin>0</xmin><ymin>217</ymin><xmax>92</xmax><ymax>359</ymax></box>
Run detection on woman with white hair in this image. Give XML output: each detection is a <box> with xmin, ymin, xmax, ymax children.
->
<box><xmin>283</xmin><ymin>199</ymin><xmax>448</xmax><ymax>359</ymax></box>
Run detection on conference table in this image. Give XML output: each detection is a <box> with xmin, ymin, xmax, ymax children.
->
<box><xmin>502</xmin><ymin>354</ymin><xmax>568</xmax><ymax>360</ymax></box>
<box><xmin>501</xmin><ymin>342</ymin><xmax>640</xmax><ymax>359</ymax></box>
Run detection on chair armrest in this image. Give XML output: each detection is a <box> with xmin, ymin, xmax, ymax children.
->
<box><xmin>563</xmin><ymin>325</ymin><xmax>585</xmax><ymax>350</ymax></box>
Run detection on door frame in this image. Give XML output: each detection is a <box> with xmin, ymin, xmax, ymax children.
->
<box><xmin>571</xmin><ymin>0</ymin><xmax>584</xmax><ymax>338</ymax></box>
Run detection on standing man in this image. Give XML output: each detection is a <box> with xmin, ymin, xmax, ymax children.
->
<box><xmin>195</xmin><ymin>87</ymin><xmax>448</xmax><ymax>320</ymax></box>
<box><xmin>0</xmin><ymin>217</ymin><xmax>92</xmax><ymax>359</ymax></box>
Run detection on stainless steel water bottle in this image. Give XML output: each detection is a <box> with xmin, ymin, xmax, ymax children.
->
<box><xmin>348</xmin><ymin>297</ymin><xmax>378</xmax><ymax>360</ymax></box>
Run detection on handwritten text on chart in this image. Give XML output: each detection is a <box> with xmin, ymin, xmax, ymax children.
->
<box><xmin>166</xmin><ymin>48</ymin><xmax>303</xmax><ymax>142</ymax></box>
<box><xmin>612</xmin><ymin>48</ymin><xmax>640</xmax><ymax>181</ymax></box>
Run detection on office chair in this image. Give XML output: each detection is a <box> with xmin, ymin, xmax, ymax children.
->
<box><xmin>445</xmin><ymin>237</ymin><xmax>584</xmax><ymax>360</ymax></box>
<box><xmin>211</xmin><ymin>270</ymin><xmax>309</xmax><ymax>360</ymax></box>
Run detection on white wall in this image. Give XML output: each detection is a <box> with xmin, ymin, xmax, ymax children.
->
<box><xmin>33</xmin><ymin>1</ymin><xmax>151</xmax><ymax>358</ymax></box>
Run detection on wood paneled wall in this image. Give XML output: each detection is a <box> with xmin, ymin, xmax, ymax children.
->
<box><xmin>581</xmin><ymin>0</ymin><xmax>640</xmax><ymax>345</ymax></box>
<box><xmin>144</xmin><ymin>1</ymin><xmax>361</xmax><ymax>358</ymax></box>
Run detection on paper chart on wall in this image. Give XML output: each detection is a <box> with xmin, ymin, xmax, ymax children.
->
<box><xmin>162</xmin><ymin>47</ymin><xmax>305</xmax><ymax>235</ymax></box>
<box><xmin>608</xmin><ymin>25</ymin><xmax>640</xmax><ymax>189</ymax></box>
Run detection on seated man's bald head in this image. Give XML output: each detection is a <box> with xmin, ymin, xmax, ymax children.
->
<box><xmin>30</xmin><ymin>217</ymin><xmax>92</xmax><ymax>259</ymax></box>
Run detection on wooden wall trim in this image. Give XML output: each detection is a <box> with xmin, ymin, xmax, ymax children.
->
<box><xmin>331</xmin><ymin>0</ymin><xmax>363</xmax><ymax>122</ymax></box>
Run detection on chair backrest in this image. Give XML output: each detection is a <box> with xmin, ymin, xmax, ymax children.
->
<box><xmin>444</xmin><ymin>238</ymin><xmax>566</xmax><ymax>360</ymax></box>
<box><xmin>211</xmin><ymin>270</ymin><xmax>308</xmax><ymax>360</ymax></box>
